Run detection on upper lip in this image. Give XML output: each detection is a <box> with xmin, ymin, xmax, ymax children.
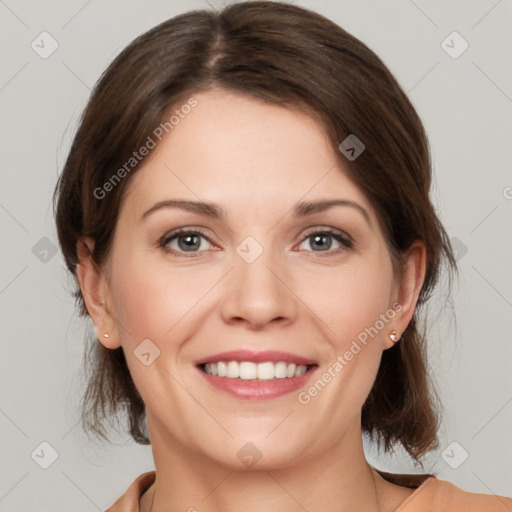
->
<box><xmin>194</xmin><ymin>350</ymin><xmax>317</xmax><ymax>366</ymax></box>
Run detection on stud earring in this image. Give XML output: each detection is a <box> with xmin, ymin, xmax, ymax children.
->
<box><xmin>103</xmin><ymin>333</ymin><xmax>109</xmax><ymax>339</ymax></box>
<box><xmin>389</xmin><ymin>330</ymin><xmax>401</xmax><ymax>343</ymax></box>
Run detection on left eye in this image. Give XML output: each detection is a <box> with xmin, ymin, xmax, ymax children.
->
<box><xmin>297</xmin><ymin>230</ymin><xmax>351</xmax><ymax>253</ymax></box>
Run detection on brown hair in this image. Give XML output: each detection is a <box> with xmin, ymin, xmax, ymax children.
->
<box><xmin>53</xmin><ymin>0</ymin><xmax>457</xmax><ymax>462</ymax></box>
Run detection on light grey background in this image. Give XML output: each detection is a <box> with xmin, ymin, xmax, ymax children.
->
<box><xmin>1</xmin><ymin>0</ymin><xmax>511</xmax><ymax>510</ymax></box>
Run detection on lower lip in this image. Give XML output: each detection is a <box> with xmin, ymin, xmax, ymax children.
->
<box><xmin>197</xmin><ymin>366</ymin><xmax>318</xmax><ymax>400</ymax></box>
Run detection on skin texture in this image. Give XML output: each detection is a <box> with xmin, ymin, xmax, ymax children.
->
<box><xmin>77</xmin><ymin>89</ymin><xmax>426</xmax><ymax>512</ymax></box>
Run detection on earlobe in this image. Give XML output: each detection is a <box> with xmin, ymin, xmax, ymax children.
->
<box><xmin>76</xmin><ymin>237</ymin><xmax>121</xmax><ymax>349</ymax></box>
<box><xmin>388</xmin><ymin>330</ymin><xmax>401</xmax><ymax>343</ymax></box>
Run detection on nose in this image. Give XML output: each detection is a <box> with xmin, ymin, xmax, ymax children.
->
<box><xmin>220</xmin><ymin>243</ymin><xmax>298</xmax><ymax>330</ymax></box>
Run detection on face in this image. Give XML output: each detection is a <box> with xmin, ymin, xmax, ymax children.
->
<box><xmin>81</xmin><ymin>89</ymin><xmax>422</xmax><ymax>470</ymax></box>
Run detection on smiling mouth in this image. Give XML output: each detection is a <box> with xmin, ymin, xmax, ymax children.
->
<box><xmin>199</xmin><ymin>361</ymin><xmax>317</xmax><ymax>380</ymax></box>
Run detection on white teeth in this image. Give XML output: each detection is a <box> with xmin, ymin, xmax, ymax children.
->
<box><xmin>217</xmin><ymin>361</ymin><xmax>227</xmax><ymax>377</ymax></box>
<box><xmin>257</xmin><ymin>362</ymin><xmax>274</xmax><ymax>380</ymax></box>
<box><xmin>274</xmin><ymin>361</ymin><xmax>287</xmax><ymax>378</ymax></box>
<box><xmin>226</xmin><ymin>361</ymin><xmax>239</xmax><ymax>378</ymax></box>
<box><xmin>295</xmin><ymin>365</ymin><xmax>307</xmax><ymax>377</ymax></box>
<box><xmin>239</xmin><ymin>361</ymin><xmax>257</xmax><ymax>380</ymax></box>
<box><xmin>202</xmin><ymin>361</ymin><xmax>311</xmax><ymax>380</ymax></box>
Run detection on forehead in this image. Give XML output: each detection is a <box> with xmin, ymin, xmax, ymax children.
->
<box><xmin>121</xmin><ymin>89</ymin><xmax>374</xmax><ymax>221</ymax></box>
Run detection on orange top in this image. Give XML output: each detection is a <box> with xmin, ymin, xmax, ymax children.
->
<box><xmin>105</xmin><ymin>469</ymin><xmax>512</xmax><ymax>511</ymax></box>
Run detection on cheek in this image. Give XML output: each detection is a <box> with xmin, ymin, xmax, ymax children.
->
<box><xmin>109</xmin><ymin>248</ymin><xmax>219</xmax><ymax>346</ymax></box>
<box><xmin>300</xmin><ymin>254</ymin><xmax>395</xmax><ymax>350</ymax></box>
<box><xmin>111</xmin><ymin>267</ymin><xmax>166</xmax><ymax>343</ymax></box>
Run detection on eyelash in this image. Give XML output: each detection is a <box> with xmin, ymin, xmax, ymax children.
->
<box><xmin>159</xmin><ymin>227</ymin><xmax>353</xmax><ymax>258</ymax></box>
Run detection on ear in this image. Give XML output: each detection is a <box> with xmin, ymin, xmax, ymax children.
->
<box><xmin>383</xmin><ymin>241</ymin><xmax>426</xmax><ymax>349</ymax></box>
<box><xmin>76</xmin><ymin>237</ymin><xmax>121</xmax><ymax>349</ymax></box>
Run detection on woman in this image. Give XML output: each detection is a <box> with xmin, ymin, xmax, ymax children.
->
<box><xmin>53</xmin><ymin>2</ymin><xmax>512</xmax><ymax>511</ymax></box>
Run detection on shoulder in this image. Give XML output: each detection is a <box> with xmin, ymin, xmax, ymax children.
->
<box><xmin>374</xmin><ymin>468</ymin><xmax>512</xmax><ymax>511</ymax></box>
<box><xmin>425</xmin><ymin>477</ymin><xmax>512</xmax><ymax>512</ymax></box>
<box><xmin>396</xmin><ymin>475</ymin><xmax>512</xmax><ymax>512</ymax></box>
<box><xmin>105</xmin><ymin>471</ymin><xmax>156</xmax><ymax>512</ymax></box>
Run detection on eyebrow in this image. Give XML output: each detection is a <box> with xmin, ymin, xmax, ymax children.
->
<box><xmin>293</xmin><ymin>199</ymin><xmax>371</xmax><ymax>226</ymax></box>
<box><xmin>141</xmin><ymin>199</ymin><xmax>371</xmax><ymax>226</ymax></box>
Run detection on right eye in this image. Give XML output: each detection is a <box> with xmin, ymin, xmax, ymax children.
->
<box><xmin>160</xmin><ymin>229</ymin><xmax>215</xmax><ymax>257</ymax></box>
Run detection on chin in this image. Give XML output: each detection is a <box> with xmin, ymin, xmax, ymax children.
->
<box><xmin>199</xmin><ymin>433</ymin><xmax>311</xmax><ymax>472</ymax></box>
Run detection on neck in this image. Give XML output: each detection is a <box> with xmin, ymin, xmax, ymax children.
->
<box><xmin>142</xmin><ymin>422</ymin><xmax>390</xmax><ymax>512</ymax></box>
